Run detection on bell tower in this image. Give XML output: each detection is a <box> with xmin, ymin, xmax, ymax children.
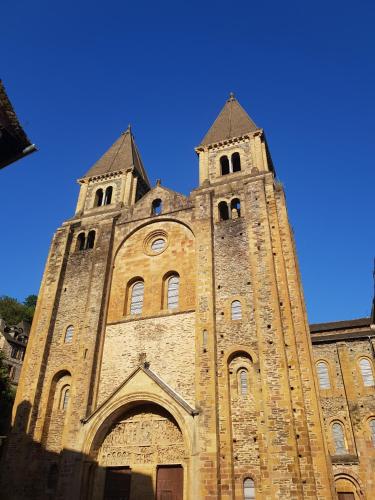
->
<box><xmin>195</xmin><ymin>92</ymin><xmax>274</xmax><ymax>187</ymax></box>
<box><xmin>75</xmin><ymin>125</ymin><xmax>150</xmax><ymax>216</ymax></box>
<box><xmin>193</xmin><ymin>94</ymin><xmax>336</xmax><ymax>498</ymax></box>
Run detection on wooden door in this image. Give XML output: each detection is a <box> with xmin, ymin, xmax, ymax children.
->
<box><xmin>103</xmin><ymin>467</ymin><xmax>131</xmax><ymax>500</ymax></box>
<box><xmin>156</xmin><ymin>466</ymin><xmax>183</xmax><ymax>500</ymax></box>
<box><xmin>337</xmin><ymin>494</ymin><xmax>355</xmax><ymax>500</ymax></box>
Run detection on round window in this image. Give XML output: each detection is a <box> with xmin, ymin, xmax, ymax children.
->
<box><xmin>143</xmin><ymin>230</ymin><xmax>169</xmax><ymax>256</ymax></box>
<box><xmin>151</xmin><ymin>238</ymin><xmax>165</xmax><ymax>252</ymax></box>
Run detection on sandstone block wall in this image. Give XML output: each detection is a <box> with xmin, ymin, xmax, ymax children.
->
<box><xmin>99</xmin><ymin>312</ymin><xmax>196</xmax><ymax>406</ymax></box>
<box><xmin>312</xmin><ymin>336</ymin><xmax>375</xmax><ymax>497</ymax></box>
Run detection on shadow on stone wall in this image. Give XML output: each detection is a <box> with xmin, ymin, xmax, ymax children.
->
<box><xmin>0</xmin><ymin>400</ymin><xmax>155</xmax><ymax>500</ymax></box>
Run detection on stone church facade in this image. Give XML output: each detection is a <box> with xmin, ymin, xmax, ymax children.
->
<box><xmin>1</xmin><ymin>95</ymin><xmax>374</xmax><ymax>499</ymax></box>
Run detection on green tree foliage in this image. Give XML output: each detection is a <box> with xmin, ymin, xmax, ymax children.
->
<box><xmin>23</xmin><ymin>295</ymin><xmax>37</xmax><ymax>309</ymax></box>
<box><xmin>23</xmin><ymin>295</ymin><xmax>38</xmax><ymax>323</ymax></box>
<box><xmin>0</xmin><ymin>295</ymin><xmax>37</xmax><ymax>326</ymax></box>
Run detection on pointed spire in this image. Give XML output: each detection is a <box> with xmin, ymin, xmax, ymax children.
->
<box><xmin>83</xmin><ymin>128</ymin><xmax>150</xmax><ymax>186</ymax></box>
<box><xmin>200</xmin><ymin>93</ymin><xmax>258</xmax><ymax>146</ymax></box>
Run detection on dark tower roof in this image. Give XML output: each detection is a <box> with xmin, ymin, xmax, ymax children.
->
<box><xmin>83</xmin><ymin>126</ymin><xmax>150</xmax><ymax>186</ymax></box>
<box><xmin>199</xmin><ymin>93</ymin><xmax>259</xmax><ymax>146</ymax></box>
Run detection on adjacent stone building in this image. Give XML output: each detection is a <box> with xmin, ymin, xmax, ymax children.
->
<box><xmin>1</xmin><ymin>95</ymin><xmax>374</xmax><ymax>499</ymax></box>
<box><xmin>0</xmin><ymin>319</ymin><xmax>30</xmax><ymax>387</ymax></box>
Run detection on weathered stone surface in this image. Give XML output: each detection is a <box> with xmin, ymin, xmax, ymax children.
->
<box><xmin>2</xmin><ymin>97</ymin><xmax>374</xmax><ymax>500</ymax></box>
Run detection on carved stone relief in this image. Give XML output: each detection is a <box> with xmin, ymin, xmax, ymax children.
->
<box><xmin>98</xmin><ymin>405</ymin><xmax>185</xmax><ymax>466</ymax></box>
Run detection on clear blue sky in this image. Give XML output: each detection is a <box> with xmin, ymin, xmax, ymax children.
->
<box><xmin>1</xmin><ymin>0</ymin><xmax>374</xmax><ymax>323</ymax></box>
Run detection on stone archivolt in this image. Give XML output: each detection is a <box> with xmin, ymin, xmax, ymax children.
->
<box><xmin>98</xmin><ymin>405</ymin><xmax>184</xmax><ymax>466</ymax></box>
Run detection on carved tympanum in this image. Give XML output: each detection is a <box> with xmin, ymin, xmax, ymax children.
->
<box><xmin>98</xmin><ymin>404</ymin><xmax>184</xmax><ymax>466</ymax></box>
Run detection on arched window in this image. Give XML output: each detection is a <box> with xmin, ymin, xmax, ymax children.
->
<box><xmin>359</xmin><ymin>358</ymin><xmax>374</xmax><ymax>387</ymax></box>
<box><xmin>76</xmin><ymin>233</ymin><xmax>86</xmax><ymax>251</ymax></box>
<box><xmin>94</xmin><ymin>188</ymin><xmax>103</xmax><ymax>207</ymax></box>
<box><xmin>231</xmin><ymin>152</ymin><xmax>241</xmax><ymax>172</ymax></box>
<box><xmin>231</xmin><ymin>300</ymin><xmax>242</xmax><ymax>320</ymax></box>
<box><xmin>243</xmin><ymin>478</ymin><xmax>255</xmax><ymax>500</ymax></box>
<box><xmin>370</xmin><ymin>419</ymin><xmax>375</xmax><ymax>447</ymax></box>
<box><xmin>64</xmin><ymin>325</ymin><xmax>74</xmax><ymax>343</ymax></box>
<box><xmin>86</xmin><ymin>230</ymin><xmax>96</xmax><ymax>249</ymax></box>
<box><xmin>167</xmin><ymin>274</ymin><xmax>180</xmax><ymax>310</ymax></box>
<box><xmin>220</xmin><ymin>155</ymin><xmax>230</xmax><ymax>175</ymax></box>
<box><xmin>218</xmin><ymin>201</ymin><xmax>229</xmax><ymax>221</ymax></box>
<box><xmin>239</xmin><ymin>369</ymin><xmax>248</xmax><ymax>395</ymax></box>
<box><xmin>60</xmin><ymin>385</ymin><xmax>70</xmax><ymax>410</ymax></box>
<box><xmin>231</xmin><ymin>198</ymin><xmax>241</xmax><ymax>218</ymax></box>
<box><xmin>152</xmin><ymin>199</ymin><xmax>162</xmax><ymax>215</ymax></box>
<box><xmin>104</xmin><ymin>186</ymin><xmax>113</xmax><ymax>205</ymax></box>
<box><xmin>316</xmin><ymin>361</ymin><xmax>331</xmax><ymax>389</ymax></box>
<box><xmin>130</xmin><ymin>280</ymin><xmax>144</xmax><ymax>315</ymax></box>
<box><xmin>332</xmin><ymin>422</ymin><xmax>347</xmax><ymax>455</ymax></box>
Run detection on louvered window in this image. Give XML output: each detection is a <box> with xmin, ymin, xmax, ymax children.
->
<box><xmin>167</xmin><ymin>275</ymin><xmax>179</xmax><ymax>309</ymax></box>
<box><xmin>130</xmin><ymin>281</ymin><xmax>144</xmax><ymax>315</ymax></box>
<box><xmin>359</xmin><ymin>359</ymin><xmax>374</xmax><ymax>387</ymax></box>
<box><xmin>243</xmin><ymin>478</ymin><xmax>255</xmax><ymax>500</ymax></box>
<box><xmin>332</xmin><ymin>423</ymin><xmax>347</xmax><ymax>455</ymax></box>
<box><xmin>239</xmin><ymin>369</ymin><xmax>248</xmax><ymax>395</ymax></box>
<box><xmin>64</xmin><ymin>326</ymin><xmax>74</xmax><ymax>343</ymax></box>
<box><xmin>231</xmin><ymin>300</ymin><xmax>242</xmax><ymax>320</ymax></box>
<box><xmin>317</xmin><ymin>362</ymin><xmax>331</xmax><ymax>389</ymax></box>
<box><xmin>370</xmin><ymin>419</ymin><xmax>375</xmax><ymax>447</ymax></box>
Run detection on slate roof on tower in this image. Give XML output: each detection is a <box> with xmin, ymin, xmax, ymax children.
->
<box><xmin>83</xmin><ymin>126</ymin><xmax>150</xmax><ymax>185</ymax></box>
<box><xmin>200</xmin><ymin>93</ymin><xmax>259</xmax><ymax>146</ymax></box>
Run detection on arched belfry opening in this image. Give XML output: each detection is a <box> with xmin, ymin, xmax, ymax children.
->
<box><xmin>89</xmin><ymin>403</ymin><xmax>186</xmax><ymax>500</ymax></box>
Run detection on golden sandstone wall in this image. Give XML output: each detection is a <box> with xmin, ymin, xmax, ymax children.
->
<box><xmin>1</xmin><ymin>100</ymin><xmax>374</xmax><ymax>500</ymax></box>
<box><xmin>311</xmin><ymin>324</ymin><xmax>375</xmax><ymax>498</ymax></box>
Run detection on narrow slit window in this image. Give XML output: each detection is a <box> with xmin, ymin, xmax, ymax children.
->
<box><xmin>359</xmin><ymin>359</ymin><xmax>374</xmax><ymax>387</ymax></box>
<box><xmin>167</xmin><ymin>275</ymin><xmax>179</xmax><ymax>310</ymax></box>
<box><xmin>239</xmin><ymin>369</ymin><xmax>248</xmax><ymax>395</ymax></box>
<box><xmin>218</xmin><ymin>201</ymin><xmax>229</xmax><ymax>221</ymax></box>
<box><xmin>130</xmin><ymin>281</ymin><xmax>144</xmax><ymax>315</ymax></box>
<box><xmin>152</xmin><ymin>199</ymin><xmax>162</xmax><ymax>215</ymax></box>
<box><xmin>104</xmin><ymin>186</ymin><xmax>113</xmax><ymax>205</ymax></box>
<box><xmin>86</xmin><ymin>230</ymin><xmax>96</xmax><ymax>250</ymax></box>
<box><xmin>370</xmin><ymin>419</ymin><xmax>375</xmax><ymax>447</ymax></box>
<box><xmin>76</xmin><ymin>233</ymin><xmax>86</xmax><ymax>251</ymax></box>
<box><xmin>317</xmin><ymin>362</ymin><xmax>331</xmax><ymax>389</ymax></box>
<box><xmin>202</xmin><ymin>329</ymin><xmax>208</xmax><ymax>346</ymax></box>
<box><xmin>64</xmin><ymin>325</ymin><xmax>74</xmax><ymax>343</ymax></box>
<box><xmin>231</xmin><ymin>300</ymin><xmax>242</xmax><ymax>320</ymax></box>
<box><xmin>94</xmin><ymin>188</ymin><xmax>103</xmax><ymax>207</ymax></box>
<box><xmin>243</xmin><ymin>478</ymin><xmax>255</xmax><ymax>500</ymax></box>
<box><xmin>220</xmin><ymin>155</ymin><xmax>230</xmax><ymax>175</ymax></box>
<box><xmin>231</xmin><ymin>152</ymin><xmax>241</xmax><ymax>172</ymax></box>
<box><xmin>332</xmin><ymin>423</ymin><xmax>347</xmax><ymax>455</ymax></box>
<box><xmin>60</xmin><ymin>386</ymin><xmax>70</xmax><ymax>410</ymax></box>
